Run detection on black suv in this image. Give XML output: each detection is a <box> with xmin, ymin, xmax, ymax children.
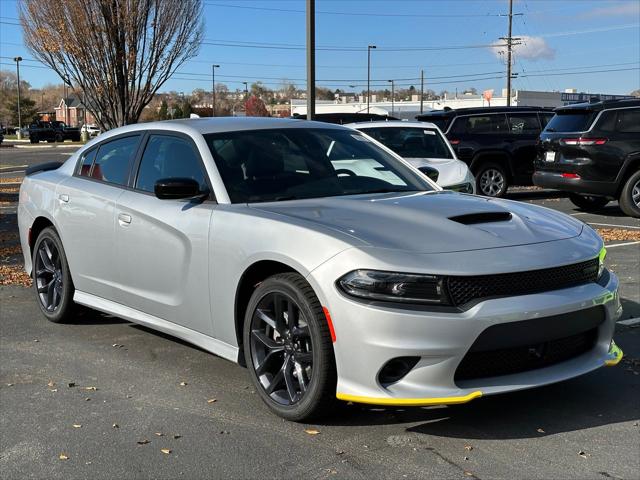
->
<box><xmin>28</xmin><ymin>121</ymin><xmax>81</xmax><ymax>143</ymax></box>
<box><xmin>416</xmin><ymin>106</ymin><xmax>554</xmax><ymax>197</ymax></box>
<box><xmin>534</xmin><ymin>99</ymin><xmax>640</xmax><ymax>217</ymax></box>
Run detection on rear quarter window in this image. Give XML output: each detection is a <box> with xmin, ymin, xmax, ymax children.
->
<box><xmin>616</xmin><ymin>108</ymin><xmax>640</xmax><ymax>133</ymax></box>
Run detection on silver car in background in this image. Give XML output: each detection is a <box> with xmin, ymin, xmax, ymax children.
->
<box><xmin>18</xmin><ymin>118</ymin><xmax>623</xmax><ymax>421</ymax></box>
<box><xmin>349</xmin><ymin>121</ymin><xmax>476</xmax><ymax>193</ymax></box>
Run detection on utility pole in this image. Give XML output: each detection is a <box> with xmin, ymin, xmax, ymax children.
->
<box><xmin>242</xmin><ymin>81</ymin><xmax>248</xmax><ymax>99</ymax></box>
<box><xmin>306</xmin><ymin>0</ymin><xmax>316</xmax><ymax>120</ymax></box>
<box><xmin>388</xmin><ymin>80</ymin><xmax>395</xmax><ymax>116</ymax></box>
<box><xmin>13</xmin><ymin>57</ymin><xmax>22</xmax><ymax>139</ymax></box>
<box><xmin>500</xmin><ymin>0</ymin><xmax>521</xmax><ymax>106</ymax></box>
<box><xmin>367</xmin><ymin>45</ymin><xmax>376</xmax><ymax>113</ymax></box>
<box><xmin>211</xmin><ymin>64</ymin><xmax>220</xmax><ymax>117</ymax></box>
<box><xmin>420</xmin><ymin>69</ymin><xmax>424</xmax><ymax>114</ymax></box>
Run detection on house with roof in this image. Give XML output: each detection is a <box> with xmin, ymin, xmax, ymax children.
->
<box><xmin>54</xmin><ymin>96</ymin><xmax>98</xmax><ymax>127</ymax></box>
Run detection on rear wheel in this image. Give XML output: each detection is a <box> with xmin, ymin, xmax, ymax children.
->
<box><xmin>619</xmin><ymin>170</ymin><xmax>640</xmax><ymax>218</ymax></box>
<box><xmin>569</xmin><ymin>193</ymin><xmax>609</xmax><ymax>212</ymax></box>
<box><xmin>476</xmin><ymin>163</ymin><xmax>508</xmax><ymax>197</ymax></box>
<box><xmin>54</xmin><ymin>133</ymin><xmax>63</xmax><ymax>143</ymax></box>
<box><xmin>243</xmin><ymin>273</ymin><xmax>337</xmax><ymax>421</ymax></box>
<box><xmin>32</xmin><ymin>227</ymin><xmax>76</xmax><ymax>323</ymax></box>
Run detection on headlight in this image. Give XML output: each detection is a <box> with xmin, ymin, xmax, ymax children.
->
<box><xmin>447</xmin><ymin>182</ymin><xmax>474</xmax><ymax>194</ymax></box>
<box><xmin>598</xmin><ymin>246</ymin><xmax>607</xmax><ymax>279</ymax></box>
<box><xmin>338</xmin><ymin>270</ymin><xmax>451</xmax><ymax>305</ymax></box>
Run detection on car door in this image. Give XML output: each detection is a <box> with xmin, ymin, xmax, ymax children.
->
<box><xmin>55</xmin><ymin>134</ymin><xmax>141</xmax><ymax>299</ymax></box>
<box><xmin>506</xmin><ymin>112</ymin><xmax>542</xmax><ymax>182</ymax></box>
<box><xmin>113</xmin><ymin>132</ymin><xmax>216</xmax><ymax>335</ymax></box>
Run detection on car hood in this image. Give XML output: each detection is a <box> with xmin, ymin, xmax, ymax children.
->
<box><xmin>250</xmin><ymin>191</ymin><xmax>584</xmax><ymax>254</ymax></box>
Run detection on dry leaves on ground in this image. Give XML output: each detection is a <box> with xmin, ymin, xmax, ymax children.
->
<box><xmin>0</xmin><ymin>265</ymin><xmax>32</xmax><ymax>287</ymax></box>
<box><xmin>160</xmin><ymin>448</ymin><xmax>171</xmax><ymax>454</ymax></box>
<box><xmin>596</xmin><ymin>228</ymin><xmax>640</xmax><ymax>242</ymax></box>
<box><xmin>0</xmin><ymin>177</ymin><xmax>22</xmax><ymax>184</ymax></box>
<box><xmin>304</xmin><ymin>428</ymin><xmax>320</xmax><ymax>435</ymax></box>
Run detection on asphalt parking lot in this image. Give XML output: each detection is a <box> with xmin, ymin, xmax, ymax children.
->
<box><xmin>1</xmin><ymin>145</ymin><xmax>639</xmax><ymax>480</ymax></box>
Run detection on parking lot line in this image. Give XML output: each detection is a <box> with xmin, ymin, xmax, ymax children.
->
<box><xmin>605</xmin><ymin>241</ymin><xmax>640</xmax><ymax>249</ymax></box>
<box><xmin>0</xmin><ymin>165</ymin><xmax>28</xmax><ymax>170</ymax></box>
<box><xmin>589</xmin><ymin>222</ymin><xmax>640</xmax><ymax>230</ymax></box>
<box><xmin>617</xmin><ymin>317</ymin><xmax>640</xmax><ymax>326</ymax></box>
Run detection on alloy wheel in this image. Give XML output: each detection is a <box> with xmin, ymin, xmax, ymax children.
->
<box><xmin>249</xmin><ymin>292</ymin><xmax>313</xmax><ymax>406</ymax></box>
<box><xmin>479</xmin><ymin>168</ymin><xmax>505</xmax><ymax>196</ymax></box>
<box><xmin>632</xmin><ymin>179</ymin><xmax>640</xmax><ymax>208</ymax></box>
<box><xmin>34</xmin><ymin>238</ymin><xmax>64</xmax><ymax>312</ymax></box>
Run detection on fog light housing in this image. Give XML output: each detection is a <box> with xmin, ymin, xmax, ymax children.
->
<box><xmin>378</xmin><ymin>357</ymin><xmax>420</xmax><ymax>386</ymax></box>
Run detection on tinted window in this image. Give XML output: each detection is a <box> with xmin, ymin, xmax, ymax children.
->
<box><xmin>596</xmin><ymin>110</ymin><xmax>618</xmax><ymax>132</ymax></box>
<box><xmin>135</xmin><ymin>135</ymin><xmax>208</xmax><ymax>193</ymax></box>
<box><xmin>616</xmin><ymin>108</ymin><xmax>640</xmax><ymax>133</ymax></box>
<box><xmin>544</xmin><ymin>111</ymin><xmax>596</xmax><ymax>132</ymax></box>
<box><xmin>364</xmin><ymin>127</ymin><xmax>453</xmax><ymax>159</ymax></box>
<box><xmin>91</xmin><ymin>135</ymin><xmax>140</xmax><ymax>185</ymax></box>
<box><xmin>507</xmin><ymin>113</ymin><xmax>541</xmax><ymax>134</ymax></box>
<box><xmin>420</xmin><ymin>117</ymin><xmax>450</xmax><ymax>131</ymax></box>
<box><xmin>205</xmin><ymin>128</ymin><xmax>431</xmax><ymax>203</ymax></box>
<box><xmin>78</xmin><ymin>148</ymin><xmax>96</xmax><ymax>177</ymax></box>
<box><xmin>540</xmin><ymin>113</ymin><xmax>554</xmax><ymax>127</ymax></box>
<box><xmin>456</xmin><ymin>114</ymin><xmax>508</xmax><ymax>134</ymax></box>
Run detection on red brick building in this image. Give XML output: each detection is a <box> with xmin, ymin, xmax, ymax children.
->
<box><xmin>54</xmin><ymin>97</ymin><xmax>97</xmax><ymax>127</ymax></box>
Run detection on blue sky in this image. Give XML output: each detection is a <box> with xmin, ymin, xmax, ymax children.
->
<box><xmin>1</xmin><ymin>0</ymin><xmax>639</xmax><ymax>95</ymax></box>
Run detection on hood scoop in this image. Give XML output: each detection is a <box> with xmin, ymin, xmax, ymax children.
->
<box><xmin>449</xmin><ymin>211</ymin><xmax>513</xmax><ymax>225</ymax></box>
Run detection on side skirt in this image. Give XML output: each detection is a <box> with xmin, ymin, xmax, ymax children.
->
<box><xmin>73</xmin><ymin>291</ymin><xmax>239</xmax><ymax>363</ymax></box>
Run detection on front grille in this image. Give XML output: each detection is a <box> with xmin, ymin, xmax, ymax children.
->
<box><xmin>455</xmin><ymin>329</ymin><xmax>598</xmax><ymax>382</ymax></box>
<box><xmin>454</xmin><ymin>306</ymin><xmax>603</xmax><ymax>382</ymax></box>
<box><xmin>446</xmin><ymin>258</ymin><xmax>598</xmax><ymax>308</ymax></box>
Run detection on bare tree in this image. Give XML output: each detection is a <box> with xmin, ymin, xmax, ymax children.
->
<box><xmin>20</xmin><ymin>0</ymin><xmax>203</xmax><ymax>130</ymax></box>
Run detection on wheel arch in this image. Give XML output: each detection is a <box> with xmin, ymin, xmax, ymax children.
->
<box><xmin>615</xmin><ymin>154</ymin><xmax>640</xmax><ymax>196</ymax></box>
<box><xmin>470</xmin><ymin>151</ymin><xmax>513</xmax><ymax>181</ymax></box>
<box><xmin>234</xmin><ymin>259</ymin><xmax>302</xmax><ymax>366</ymax></box>
<box><xmin>29</xmin><ymin>216</ymin><xmax>56</xmax><ymax>257</ymax></box>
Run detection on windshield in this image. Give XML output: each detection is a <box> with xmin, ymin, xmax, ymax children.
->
<box><xmin>544</xmin><ymin>111</ymin><xmax>596</xmax><ymax>132</ymax></box>
<box><xmin>361</xmin><ymin>127</ymin><xmax>454</xmax><ymax>159</ymax></box>
<box><xmin>205</xmin><ymin>128</ymin><xmax>432</xmax><ymax>203</ymax></box>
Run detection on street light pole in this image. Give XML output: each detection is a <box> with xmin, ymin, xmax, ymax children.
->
<box><xmin>306</xmin><ymin>0</ymin><xmax>316</xmax><ymax>120</ymax></box>
<box><xmin>242</xmin><ymin>81</ymin><xmax>248</xmax><ymax>99</ymax></box>
<box><xmin>13</xmin><ymin>56</ymin><xmax>23</xmax><ymax>139</ymax></box>
<box><xmin>420</xmin><ymin>69</ymin><xmax>424</xmax><ymax>114</ymax></box>
<box><xmin>211</xmin><ymin>64</ymin><xmax>220</xmax><ymax>117</ymax></box>
<box><xmin>388</xmin><ymin>80</ymin><xmax>394</xmax><ymax>116</ymax></box>
<box><xmin>367</xmin><ymin>45</ymin><xmax>376</xmax><ymax>114</ymax></box>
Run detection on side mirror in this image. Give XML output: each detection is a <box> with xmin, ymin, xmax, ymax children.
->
<box><xmin>418</xmin><ymin>166</ymin><xmax>439</xmax><ymax>183</ymax></box>
<box><xmin>154</xmin><ymin>178</ymin><xmax>202</xmax><ymax>200</ymax></box>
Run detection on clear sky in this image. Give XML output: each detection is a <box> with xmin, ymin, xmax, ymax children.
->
<box><xmin>1</xmin><ymin>0</ymin><xmax>639</xmax><ymax>95</ymax></box>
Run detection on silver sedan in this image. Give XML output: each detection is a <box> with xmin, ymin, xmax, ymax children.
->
<box><xmin>18</xmin><ymin>117</ymin><xmax>623</xmax><ymax>421</ymax></box>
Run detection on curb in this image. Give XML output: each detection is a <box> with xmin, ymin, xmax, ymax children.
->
<box><xmin>11</xmin><ymin>144</ymin><xmax>82</xmax><ymax>149</ymax></box>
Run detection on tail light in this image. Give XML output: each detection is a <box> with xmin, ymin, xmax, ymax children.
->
<box><xmin>561</xmin><ymin>173</ymin><xmax>581</xmax><ymax>179</ymax></box>
<box><xmin>449</xmin><ymin>139</ymin><xmax>460</xmax><ymax>145</ymax></box>
<box><xmin>561</xmin><ymin>138</ymin><xmax>607</xmax><ymax>146</ymax></box>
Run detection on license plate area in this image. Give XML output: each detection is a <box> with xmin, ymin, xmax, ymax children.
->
<box><xmin>545</xmin><ymin>151</ymin><xmax>556</xmax><ymax>162</ymax></box>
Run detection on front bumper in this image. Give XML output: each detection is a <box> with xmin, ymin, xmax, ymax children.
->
<box><xmin>309</xmin><ymin>247</ymin><xmax>622</xmax><ymax>406</ymax></box>
<box><xmin>533</xmin><ymin>170</ymin><xmax>618</xmax><ymax>197</ymax></box>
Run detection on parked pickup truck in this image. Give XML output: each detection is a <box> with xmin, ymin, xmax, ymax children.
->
<box><xmin>28</xmin><ymin>121</ymin><xmax>81</xmax><ymax>143</ymax></box>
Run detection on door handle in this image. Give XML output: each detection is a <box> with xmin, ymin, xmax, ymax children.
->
<box><xmin>58</xmin><ymin>194</ymin><xmax>69</xmax><ymax>203</ymax></box>
<box><xmin>118</xmin><ymin>213</ymin><xmax>132</xmax><ymax>225</ymax></box>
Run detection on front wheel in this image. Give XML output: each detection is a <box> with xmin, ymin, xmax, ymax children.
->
<box><xmin>619</xmin><ymin>170</ymin><xmax>640</xmax><ymax>218</ymax></box>
<box><xmin>569</xmin><ymin>193</ymin><xmax>609</xmax><ymax>212</ymax></box>
<box><xmin>243</xmin><ymin>273</ymin><xmax>337</xmax><ymax>421</ymax></box>
<box><xmin>476</xmin><ymin>163</ymin><xmax>509</xmax><ymax>197</ymax></box>
<box><xmin>32</xmin><ymin>227</ymin><xmax>76</xmax><ymax>323</ymax></box>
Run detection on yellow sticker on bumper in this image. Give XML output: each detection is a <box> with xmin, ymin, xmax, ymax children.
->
<box><xmin>336</xmin><ymin>390</ymin><xmax>482</xmax><ymax>407</ymax></box>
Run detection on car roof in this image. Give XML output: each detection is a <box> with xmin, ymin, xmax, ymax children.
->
<box><xmin>348</xmin><ymin>120</ymin><xmax>439</xmax><ymax>129</ymax></box>
<box><xmin>416</xmin><ymin>106</ymin><xmax>553</xmax><ymax>118</ymax></box>
<box><xmin>554</xmin><ymin>98</ymin><xmax>640</xmax><ymax>113</ymax></box>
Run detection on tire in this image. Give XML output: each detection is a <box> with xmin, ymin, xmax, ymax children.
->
<box><xmin>32</xmin><ymin>227</ymin><xmax>77</xmax><ymax>323</ymax></box>
<box><xmin>569</xmin><ymin>193</ymin><xmax>609</xmax><ymax>212</ymax></box>
<box><xmin>476</xmin><ymin>162</ymin><xmax>509</xmax><ymax>197</ymax></box>
<box><xmin>243</xmin><ymin>273</ymin><xmax>337</xmax><ymax>421</ymax></box>
<box><xmin>30</xmin><ymin>136</ymin><xmax>38</xmax><ymax>144</ymax></box>
<box><xmin>54</xmin><ymin>133</ymin><xmax>63</xmax><ymax>143</ymax></box>
<box><xmin>619</xmin><ymin>170</ymin><xmax>640</xmax><ymax>218</ymax></box>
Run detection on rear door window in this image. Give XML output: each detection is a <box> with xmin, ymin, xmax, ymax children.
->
<box><xmin>90</xmin><ymin>135</ymin><xmax>140</xmax><ymax>185</ymax></box>
<box><xmin>456</xmin><ymin>114</ymin><xmax>508</xmax><ymax>134</ymax></box>
<box><xmin>507</xmin><ymin>113</ymin><xmax>541</xmax><ymax>134</ymax></box>
<box><xmin>544</xmin><ymin>111</ymin><xmax>596</xmax><ymax>132</ymax></box>
<box><xmin>616</xmin><ymin>108</ymin><xmax>640</xmax><ymax>133</ymax></box>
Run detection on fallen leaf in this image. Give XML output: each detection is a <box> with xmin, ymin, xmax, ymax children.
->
<box><xmin>537</xmin><ymin>428</ymin><xmax>545</xmax><ymax>433</ymax></box>
<box><xmin>47</xmin><ymin>381</ymin><xmax>55</xmax><ymax>387</ymax></box>
<box><xmin>73</xmin><ymin>424</ymin><xmax>82</xmax><ymax>428</ymax></box>
<box><xmin>336</xmin><ymin>450</ymin><xmax>344</xmax><ymax>455</ymax></box>
<box><xmin>161</xmin><ymin>448</ymin><xmax>171</xmax><ymax>454</ymax></box>
<box><xmin>6</xmin><ymin>383</ymin><xmax>14</xmax><ymax>387</ymax></box>
<box><xmin>464</xmin><ymin>445</ymin><xmax>473</xmax><ymax>451</ymax></box>
<box><xmin>464</xmin><ymin>471</ymin><xmax>474</xmax><ymax>477</ymax></box>
<box><xmin>464</xmin><ymin>456</ymin><xmax>470</xmax><ymax>461</ymax></box>
<box><xmin>304</xmin><ymin>428</ymin><xmax>320</xmax><ymax>435</ymax></box>
<box><xmin>59</xmin><ymin>453</ymin><xmax>69</xmax><ymax>460</ymax></box>
<box><xmin>207</xmin><ymin>398</ymin><xmax>217</xmax><ymax>403</ymax></box>
<box><xmin>83</xmin><ymin>386</ymin><xmax>98</xmax><ymax>391</ymax></box>
<box><xmin>112</xmin><ymin>423</ymin><xmax>119</xmax><ymax>429</ymax></box>
<box><xmin>179</xmin><ymin>382</ymin><xmax>187</xmax><ymax>386</ymax></box>
<box><xmin>154</xmin><ymin>432</ymin><xmax>164</xmax><ymax>436</ymax></box>
<box><xmin>112</xmin><ymin>344</ymin><xmax>119</xmax><ymax>347</ymax></box>
<box><xmin>578</xmin><ymin>450</ymin><xmax>589</xmax><ymax>459</ymax></box>
<box><xmin>68</xmin><ymin>382</ymin><xmax>76</xmax><ymax>388</ymax></box>
<box><xmin>50</xmin><ymin>388</ymin><xmax>58</xmax><ymax>392</ymax></box>
<box><xmin>173</xmin><ymin>434</ymin><xmax>182</xmax><ymax>439</ymax></box>
<box><xmin>137</xmin><ymin>439</ymin><xmax>150</xmax><ymax>445</ymax></box>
